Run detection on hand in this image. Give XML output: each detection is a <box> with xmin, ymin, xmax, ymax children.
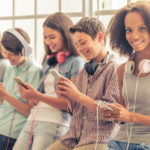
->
<box><xmin>17</xmin><ymin>82</ymin><xmax>40</xmax><ymax>100</ymax></box>
<box><xmin>100</xmin><ymin>103</ymin><xmax>132</xmax><ymax>123</ymax></box>
<box><xmin>56</xmin><ymin>76</ymin><xmax>81</xmax><ymax>101</ymax></box>
<box><xmin>28</xmin><ymin>98</ymin><xmax>39</xmax><ymax>107</ymax></box>
<box><xmin>0</xmin><ymin>82</ymin><xmax>8</xmax><ymax>98</ymax></box>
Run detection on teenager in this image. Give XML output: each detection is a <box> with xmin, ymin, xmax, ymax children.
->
<box><xmin>13</xmin><ymin>12</ymin><xmax>84</xmax><ymax>150</ymax></box>
<box><xmin>46</xmin><ymin>17</ymin><xmax>120</xmax><ymax>150</ymax></box>
<box><xmin>0</xmin><ymin>28</ymin><xmax>41</xmax><ymax>150</ymax></box>
<box><xmin>103</xmin><ymin>1</ymin><xmax>150</xmax><ymax>149</ymax></box>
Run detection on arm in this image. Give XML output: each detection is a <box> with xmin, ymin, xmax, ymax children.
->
<box><xmin>103</xmin><ymin>102</ymin><xmax>150</xmax><ymax>127</ymax></box>
<box><xmin>1</xmin><ymin>62</ymin><xmax>41</xmax><ymax>116</ymax></box>
<box><xmin>0</xmin><ymin>97</ymin><xmax>3</xmax><ymax>105</ymax></box>
<box><xmin>56</xmin><ymin>76</ymin><xmax>97</xmax><ymax>113</ymax></box>
<box><xmin>41</xmin><ymin>56</ymin><xmax>84</xmax><ymax>112</ymax></box>
<box><xmin>17</xmin><ymin>78</ymin><xmax>72</xmax><ymax>111</ymax></box>
<box><xmin>101</xmin><ymin>64</ymin><xmax>150</xmax><ymax>127</ymax></box>
<box><xmin>0</xmin><ymin>82</ymin><xmax>32</xmax><ymax>116</ymax></box>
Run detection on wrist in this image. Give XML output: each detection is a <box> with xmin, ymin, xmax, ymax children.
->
<box><xmin>2</xmin><ymin>91</ymin><xmax>9</xmax><ymax>99</ymax></box>
<box><xmin>129</xmin><ymin>111</ymin><xmax>134</xmax><ymax>123</ymax></box>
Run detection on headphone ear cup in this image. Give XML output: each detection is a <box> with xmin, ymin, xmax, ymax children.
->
<box><xmin>125</xmin><ymin>61</ymin><xmax>135</xmax><ymax>74</ymax></box>
<box><xmin>139</xmin><ymin>59</ymin><xmax>150</xmax><ymax>73</ymax></box>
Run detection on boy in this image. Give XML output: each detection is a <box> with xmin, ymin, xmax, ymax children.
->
<box><xmin>46</xmin><ymin>17</ymin><xmax>120</xmax><ymax>150</ymax></box>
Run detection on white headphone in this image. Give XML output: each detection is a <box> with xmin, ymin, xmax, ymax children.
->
<box><xmin>6</xmin><ymin>29</ymin><xmax>32</xmax><ymax>56</ymax></box>
<box><xmin>125</xmin><ymin>59</ymin><xmax>150</xmax><ymax>74</ymax></box>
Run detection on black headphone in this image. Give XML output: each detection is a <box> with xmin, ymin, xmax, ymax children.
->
<box><xmin>47</xmin><ymin>56</ymin><xmax>58</xmax><ymax>66</ymax></box>
<box><xmin>84</xmin><ymin>60</ymin><xmax>98</xmax><ymax>76</ymax></box>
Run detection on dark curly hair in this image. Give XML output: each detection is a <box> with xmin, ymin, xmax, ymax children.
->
<box><xmin>107</xmin><ymin>1</ymin><xmax>150</xmax><ymax>56</ymax></box>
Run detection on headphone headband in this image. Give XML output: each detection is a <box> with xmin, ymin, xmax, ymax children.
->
<box><xmin>6</xmin><ymin>29</ymin><xmax>32</xmax><ymax>56</ymax></box>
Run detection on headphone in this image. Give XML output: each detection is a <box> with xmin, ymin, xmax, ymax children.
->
<box><xmin>84</xmin><ymin>61</ymin><xmax>98</xmax><ymax>76</ymax></box>
<box><xmin>6</xmin><ymin>29</ymin><xmax>32</xmax><ymax>57</ymax></box>
<box><xmin>125</xmin><ymin>59</ymin><xmax>150</xmax><ymax>74</ymax></box>
<box><xmin>124</xmin><ymin>59</ymin><xmax>150</xmax><ymax>150</ymax></box>
<box><xmin>47</xmin><ymin>51</ymin><xmax>71</xmax><ymax>66</ymax></box>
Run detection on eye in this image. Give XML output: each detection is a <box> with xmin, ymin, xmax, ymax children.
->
<box><xmin>139</xmin><ymin>26</ymin><xmax>146</xmax><ymax>32</ymax></box>
<box><xmin>49</xmin><ymin>35</ymin><xmax>56</xmax><ymax>39</ymax></box>
<box><xmin>80</xmin><ymin>41</ymin><xmax>86</xmax><ymax>45</ymax></box>
<box><xmin>125</xmin><ymin>28</ymin><xmax>132</xmax><ymax>33</ymax></box>
<box><xmin>43</xmin><ymin>36</ymin><xmax>47</xmax><ymax>39</ymax></box>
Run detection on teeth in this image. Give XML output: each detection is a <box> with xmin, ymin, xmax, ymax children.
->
<box><xmin>132</xmin><ymin>41</ymin><xmax>142</xmax><ymax>45</ymax></box>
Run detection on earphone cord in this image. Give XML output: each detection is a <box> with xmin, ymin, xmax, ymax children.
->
<box><xmin>94</xmin><ymin>104</ymin><xmax>99</xmax><ymax>150</ymax></box>
<box><xmin>125</xmin><ymin>72</ymin><xmax>141</xmax><ymax>150</ymax></box>
<box><xmin>5</xmin><ymin>110</ymin><xmax>16</xmax><ymax>150</ymax></box>
<box><xmin>124</xmin><ymin>77</ymin><xmax>130</xmax><ymax>150</ymax></box>
<box><xmin>25</xmin><ymin>63</ymin><xmax>48</xmax><ymax>150</ymax></box>
<box><xmin>94</xmin><ymin>101</ymin><xmax>116</xmax><ymax>150</ymax></box>
<box><xmin>5</xmin><ymin>61</ymin><xmax>30</xmax><ymax>150</ymax></box>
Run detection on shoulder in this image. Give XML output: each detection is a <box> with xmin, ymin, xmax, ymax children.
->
<box><xmin>67</xmin><ymin>55</ymin><xmax>84</xmax><ymax>64</ymax></box>
<box><xmin>28</xmin><ymin>57</ymin><xmax>42</xmax><ymax>71</ymax></box>
<box><xmin>117</xmin><ymin>63</ymin><xmax>126</xmax><ymax>78</ymax></box>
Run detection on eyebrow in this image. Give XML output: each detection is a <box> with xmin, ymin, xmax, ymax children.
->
<box><xmin>125</xmin><ymin>24</ymin><xmax>146</xmax><ymax>28</ymax></box>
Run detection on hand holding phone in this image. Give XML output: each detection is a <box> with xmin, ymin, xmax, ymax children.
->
<box><xmin>95</xmin><ymin>100</ymin><xmax>113</xmax><ymax>111</ymax></box>
<box><xmin>14</xmin><ymin>77</ymin><xmax>28</xmax><ymax>89</ymax></box>
<box><xmin>49</xmin><ymin>69</ymin><xmax>61</xmax><ymax>82</ymax></box>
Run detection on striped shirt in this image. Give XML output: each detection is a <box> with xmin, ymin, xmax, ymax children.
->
<box><xmin>60</xmin><ymin>54</ymin><xmax>120</xmax><ymax>148</ymax></box>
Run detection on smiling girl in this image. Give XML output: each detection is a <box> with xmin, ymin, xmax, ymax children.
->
<box><xmin>104</xmin><ymin>1</ymin><xmax>150</xmax><ymax>150</ymax></box>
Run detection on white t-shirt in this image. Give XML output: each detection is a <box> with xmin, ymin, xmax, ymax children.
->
<box><xmin>28</xmin><ymin>71</ymin><xmax>70</xmax><ymax>127</ymax></box>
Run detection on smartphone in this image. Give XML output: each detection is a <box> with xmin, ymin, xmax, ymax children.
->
<box><xmin>14</xmin><ymin>77</ymin><xmax>28</xmax><ymax>89</ymax></box>
<box><xmin>49</xmin><ymin>69</ymin><xmax>61</xmax><ymax>82</ymax></box>
<box><xmin>95</xmin><ymin>100</ymin><xmax>113</xmax><ymax>111</ymax></box>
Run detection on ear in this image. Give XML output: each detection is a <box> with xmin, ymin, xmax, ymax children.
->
<box><xmin>97</xmin><ymin>32</ymin><xmax>103</xmax><ymax>42</ymax></box>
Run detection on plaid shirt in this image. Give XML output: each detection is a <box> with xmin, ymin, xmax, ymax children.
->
<box><xmin>60</xmin><ymin>54</ymin><xmax>120</xmax><ymax>148</ymax></box>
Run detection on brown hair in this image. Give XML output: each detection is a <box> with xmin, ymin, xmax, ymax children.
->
<box><xmin>70</xmin><ymin>17</ymin><xmax>106</xmax><ymax>45</ymax></box>
<box><xmin>0</xmin><ymin>33</ymin><xmax>3</xmax><ymax>59</ymax></box>
<box><xmin>107</xmin><ymin>1</ymin><xmax>150</xmax><ymax>56</ymax></box>
<box><xmin>42</xmin><ymin>12</ymin><xmax>77</xmax><ymax>62</ymax></box>
<box><xmin>1</xmin><ymin>28</ymin><xmax>30</xmax><ymax>55</ymax></box>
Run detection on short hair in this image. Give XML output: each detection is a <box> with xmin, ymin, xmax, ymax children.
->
<box><xmin>1</xmin><ymin>28</ymin><xmax>30</xmax><ymax>55</ymax></box>
<box><xmin>69</xmin><ymin>17</ymin><xmax>106</xmax><ymax>45</ymax></box>
<box><xmin>43</xmin><ymin>12</ymin><xmax>77</xmax><ymax>56</ymax></box>
<box><xmin>107</xmin><ymin>1</ymin><xmax>150</xmax><ymax>56</ymax></box>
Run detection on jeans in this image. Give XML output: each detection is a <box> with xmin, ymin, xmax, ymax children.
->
<box><xmin>46</xmin><ymin>140</ymin><xmax>108</xmax><ymax>150</ymax></box>
<box><xmin>13</xmin><ymin>120</ymin><xmax>68</xmax><ymax>150</ymax></box>
<box><xmin>108</xmin><ymin>140</ymin><xmax>150</xmax><ymax>150</ymax></box>
<box><xmin>0</xmin><ymin>134</ymin><xmax>16</xmax><ymax>150</ymax></box>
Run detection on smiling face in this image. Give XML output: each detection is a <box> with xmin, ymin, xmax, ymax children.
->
<box><xmin>124</xmin><ymin>11</ymin><xmax>150</xmax><ymax>52</ymax></box>
<box><xmin>72</xmin><ymin>31</ymin><xmax>105</xmax><ymax>62</ymax></box>
<box><xmin>1</xmin><ymin>44</ymin><xmax>25</xmax><ymax>66</ymax></box>
<box><xmin>43</xmin><ymin>26</ymin><xmax>66</xmax><ymax>53</ymax></box>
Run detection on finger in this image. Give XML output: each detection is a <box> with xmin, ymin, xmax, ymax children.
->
<box><xmin>57</xmin><ymin>81</ymin><xmax>71</xmax><ymax>90</ymax></box>
<box><xmin>59</xmin><ymin>76</ymin><xmax>70</xmax><ymax>83</ymax></box>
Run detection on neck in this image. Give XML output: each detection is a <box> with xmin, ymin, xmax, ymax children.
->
<box><xmin>135</xmin><ymin>50</ymin><xmax>150</xmax><ymax>64</ymax></box>
<box><xmin>17</xmin><ymin>57</ymin><xmax>29</xmax><ymax>67</ymax></box>
<box><xmin>93</xmin><ymin>48</ymin><xmax>108</xmax><ymax>63</ymax></box>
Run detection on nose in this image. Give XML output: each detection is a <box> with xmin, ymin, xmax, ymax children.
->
<box><xmin>131</xmin><ymin>30</ymin><xmax>140</xmax><ymax>40</ymax></box>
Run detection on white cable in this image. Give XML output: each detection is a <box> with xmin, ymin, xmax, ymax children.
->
<box><xmin>94</xmin><ymin>104</ymin><xmax>99</xmax><ymax>150</ymax></box>
<box><xmin>125</xmin><ymin>72</ymin><xmax>141</xmax><ymax>150</ymax></box>
<box><xmin>124</xmin><ymin>76</ymin><xmax>130</xmax><ymax>149</ymax></box>
<box><xmin>94</xmin><ymin>101</ymin><xmax>116</xmax><ymax>150</ymax></box>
